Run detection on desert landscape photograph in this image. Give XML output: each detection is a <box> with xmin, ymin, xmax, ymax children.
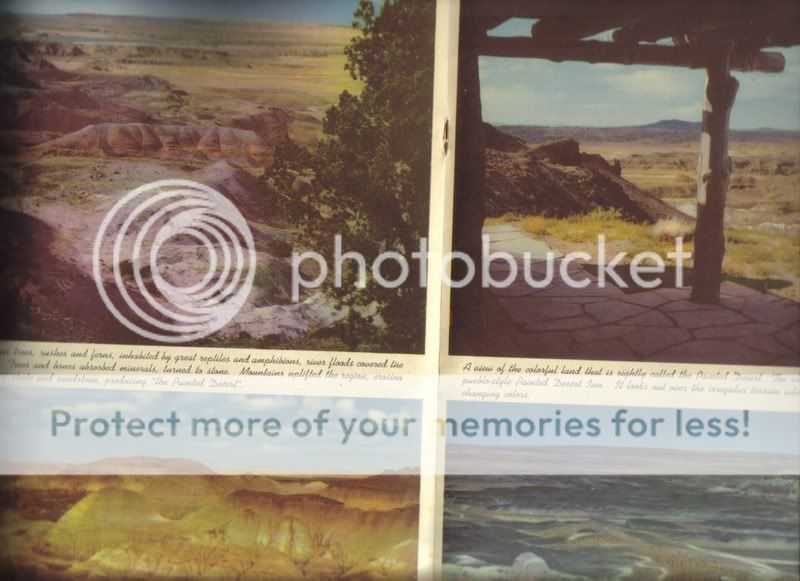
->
<box><xmin>0</xmin><ymin>386</ymin><xmax>423</xmax><ymax>579</ymax></box>
<box><xmin>0</xmin><ymin>473</ymin><xmax>421</xmax><ymax>580</ymax></box>
<box><xmin>443</xmin><ymin>474</ymin><xmax>800</xmax><ymax>580</ymax></box>
<box><xmin>442</xmin><ymin>400</ymin><xmax>800</xmax><ymax>579</ymax></box>
<box><xmin>449</xmin><ymin>0</ymin><xmax>800</xmax><ymax>365</ymax></box>
<box><xmin>0</xmin><ymin>0</ymin><xmax>435</xmax><ymax>353</ymax></box>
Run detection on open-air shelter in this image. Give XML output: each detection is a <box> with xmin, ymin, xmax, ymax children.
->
<box><xmin>451</xmin><ymin>0</ymin><xmax>800</xmax><ymax>352</ymax></box>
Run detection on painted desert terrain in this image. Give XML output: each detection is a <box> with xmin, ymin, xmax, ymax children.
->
<box><xmin>0</xmin><ymin>13</ymin><xmax>364</xmax><ymax>349</ymax></box>
<box><xmin>0</xmin><ymin>470</ymin><xmax>420</xmax><ymax>579</ymax></box>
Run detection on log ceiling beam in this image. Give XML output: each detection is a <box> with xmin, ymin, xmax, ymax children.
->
<box><xmin>529</xmin><ymin>16</ymin><xmax>638</xmax><ymax>41</ymax></box>
<box><xmin>612</xmin><ymin>17</ymin><xmax>734</xmax><ymax>45</ymax></box>
<box><xmin>476</xmin><ymin>37</ymin><xmax>786</xmax><ymax>73</ymax></box>
<box><xmin>469</xmin><ymin>0</ymin><xmax>798</xmax><ymax>27</ymax></box>
<box><xmin>611</xmin><ymin>13</ymin><xmax>800</xmax><ymax>48</ymax></box>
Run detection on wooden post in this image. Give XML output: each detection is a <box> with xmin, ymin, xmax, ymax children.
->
<box><xmin>450</xmin><ymin>18</ymin><xmax>487</xmax><ymax>354</ymax></box>
<box><xmin>690</xmin><ymin>48</ymin><xmax>738</xmax><ymax>304</ymax></box>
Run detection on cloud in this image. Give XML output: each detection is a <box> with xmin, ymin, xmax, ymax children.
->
<box><xmin>612</xmin><ymin>69</ymin><xmax>701</xmax><ymax>98</ymax></box>
<box><xmin>335</xmin><ymin>398</ymin><xmax>357</xmax><ymax>415</ymax></box>
<box><xmin>41</xmin><ymin>400</ymin><xmax>137</xmax><ymax>416</ymax></box>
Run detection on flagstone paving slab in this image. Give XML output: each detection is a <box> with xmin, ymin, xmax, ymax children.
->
<box><xmin>621</xmin><ymin>327</ymin><xmax>692</xmax><ymax>358</ymax></box>
<box><xmin>585</xmin><ymin>300</ymin><xmax>649</xmax><ymax>323</ymax></box>
<box><xmin>738</xmin><ymin>335</ymin><xmax>795</xmax><ymax>358</ymax></box>
<box><xmin>775</xmin><ymin>328</ymin><xmax>800</xmax><ymax>352</ymax></box>
<box><xmin>523</xmin><ymin>315</ymin><xmax>598</xmax><ymax>332</ymax></box>
<box><xmin>619</xmin><ymin>293</ymin><xmax>671</xmax><ymax>308</ymax></box>
<box><xmin>660</xmin><ymin>299</ymin><xmax>717</xmax><ymax>312</ymax></box>
<box><xmin>499</xmin><ymin>297</ymin><xmax>583</xmax><ymax>323</ymax></box>
<box><xmin>694</xmin><ymin>322</ymin><xmax>779</xmax><ymax>340</ymax></box>
<box><xmin>665</xmin><ymin>309</ymin><xmax>751</xmax><ymax>330</ymax></box>
<box><xmin>651</xmin><ymin>340</ymin><xmax>773</xmax><ymax>365</ymax></box>
<box><xmin>481</xmin><ymin>224</ymin><xmax>800</xmax><ymax>365</ymax></box>
<box><xmin>579</xmin><ymin>339</ymin><xmax>638</xmax><ymax>360</ymax></box>
<box><xmin>573</xmin><ymin>324</ymin><xmax>642</xmax><ymax>344</ymax></box>
<box><xmin>742</xmin><ymin>299</ymin><xmax>800</xmax><ymax>327</ymax></box>
<box><xmin>617</xmin><ymin>310</ymin><xmax>675</xmax><ymax>327</ymax></box>
<box><xmin>654</xmin><ymin>288</ymin><xmax>692</xmax><ymax>301</ymax></box>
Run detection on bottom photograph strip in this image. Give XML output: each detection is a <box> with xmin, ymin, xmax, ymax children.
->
<box><xmin>440</xmin><ymin>400</ymin><xmax>799</xmax><ymax>580</ymax></box>
<box><xmin>0</xmin><ymin>384</ymin><xmax>425</xmax><ymax>580</ymax></box>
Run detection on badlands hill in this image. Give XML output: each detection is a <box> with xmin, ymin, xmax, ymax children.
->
<box><xmin>42</xmin><ymin>122</ymin><xmax>274</xmax><ymax>167</ymax></box>
<box><xmin>0</xmin><ymin>209</ymin><xmax>140</xmax><ymax>343</ymax></box>
<box><xmin>1</xmin><ymin>473</ymin><xmax>420</xmax><ymax>579</ymax></box>
<box><xmin>484</xmin><ymin>123</ymin><xmax>691</xmax><ymax>222</ymax></box>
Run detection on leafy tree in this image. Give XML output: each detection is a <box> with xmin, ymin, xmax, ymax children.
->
<box><xmin>265</xmin><ymin>0</ymin><xmax>434</xmax><ymax>353</ymax></box>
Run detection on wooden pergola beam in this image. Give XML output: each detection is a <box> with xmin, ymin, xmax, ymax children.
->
<box><xmin>470</xmin><ymin>0</ymin><xmax>798</xmax><ymax>29</ymax></box>
<box><xmin>612</xmin><ymin>14</ymin><xmax>800</xmax><ymax>47</ymax></box>
<box><xmin>530</xmin><ymin>16</ymin><xmax>635</xmax><ymax>41</ymax></box>
<box><xmin>476</xmin><ymin>37</ymin><xmax>786</xmax><ymax>73</ymax></box>
<box><xmin>612</xmin><ymin>16</ymin><xmax>732</xmax><ymax>45</ymax></box>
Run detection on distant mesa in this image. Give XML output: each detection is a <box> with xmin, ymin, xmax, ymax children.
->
<box><xmin>79</xmin><ymin>456</ymin><xmax>216</xmax><ymax>475</ymax></box>
<box><xmin>0</xmin><ymin>456</ymin><xmax>216</xmax><ymax>475</ymax></box>
<box><xmin>499</xmin><ymin>119</ymin><xmax>800</xmax><ymax>143</ymax></box>
<box><xmin>641</xmin><ymin>118</ymin><xmax>701</xmax><ymax>131</ymax></box>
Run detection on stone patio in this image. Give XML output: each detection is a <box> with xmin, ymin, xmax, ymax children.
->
<box><xmin>479</xmin><ymin>225</ymin><xmax>800</xmax><ymax>365</ymax></box>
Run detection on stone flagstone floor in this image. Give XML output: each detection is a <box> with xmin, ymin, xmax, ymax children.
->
<box><xmin>479</xmin><ymin>225</ymin><xmax>800</xmax><ymax>366</ymax></box>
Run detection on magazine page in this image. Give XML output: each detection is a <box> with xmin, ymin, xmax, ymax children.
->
<box><xmin>436</xmin><ymin>0</ymin><xmax>800</xmax><ymax>579</ymax></box>
<box><xmin>0</xmin><ymin>0</ymin><xmax>799</xmax><ymax>580</ymax></box>
<box><xmin>0</xmin><ymin>0</ymin><xmax>446</xmax><ymax>578</ymax></box>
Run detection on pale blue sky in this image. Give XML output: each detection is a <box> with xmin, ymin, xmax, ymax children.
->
<box><xmin>482</xmin><ymin>18</ymin><xmax>800</xmax><ymax>129</ymax></box>
<box><xmin>3</xmin><ymin>0</ymin><xmax>362</xmax><ymax>24</ymax></box>
<box><xmin>0</xmin><ymin>386</ymin><xmax>422</xmax><ymax>474</ymax></box>
<box><xmin>4</xmin><ymin>5</ymin><xmax>796</xmax><ymax>129</ymax></box>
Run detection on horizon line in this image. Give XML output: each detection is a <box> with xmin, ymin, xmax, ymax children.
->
<box><xmin>489</xmin><ymin>119</ymin><xmax>800</xmax><ymax>133</ymax></box>
<box><xmin>3</xmin><ymin>10</ymin><xmax>354</xmax><ymax>27</ymax></box>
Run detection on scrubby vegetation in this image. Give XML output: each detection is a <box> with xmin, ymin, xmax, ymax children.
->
<box><xmin>489</xmin><ymin>208</ymin><xmax>800</xmax><ymax>299</ymax></box>
<box><xmin>263</xmin><ymin>0</ymin><xmax>435</xmax><ymax>353</ymax></box>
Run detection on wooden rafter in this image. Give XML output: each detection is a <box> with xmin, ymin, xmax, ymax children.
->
<box><xmin>530</xmin><ymin>16</ymin><xmax>635</xmax><ymax>41</ymax></box>
<box><xmin>612</xmin><ymin>13</ymin><xmax>800</xmax><ymax>48</ymax></box>
<box><xmin>612</xmin><ymin>16</ymin><xmax>734</xmax><ymax>45</ymax></box>
<box><xmin>477</xmin><ymin>37</ymin><xmax>786</xmax><ymax>73</ymax></box>
<box><xmin>469</xmin><ymin>0</ymin><xmax>799</xmax><ymax>28</ymax></box>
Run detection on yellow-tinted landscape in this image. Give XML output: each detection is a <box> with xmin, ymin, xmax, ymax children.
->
<box><xmin>0</xmin><ymin>473</ymin><xmax>420</xmax><ymax>579</ymax></box>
